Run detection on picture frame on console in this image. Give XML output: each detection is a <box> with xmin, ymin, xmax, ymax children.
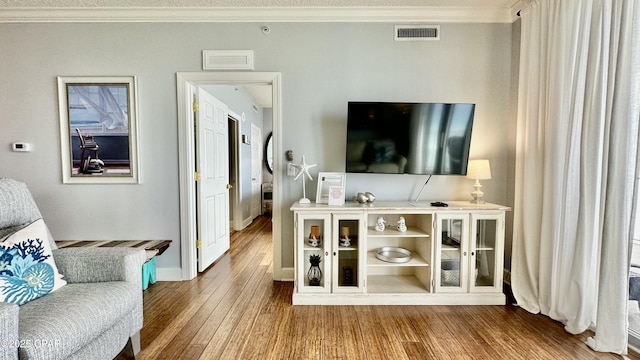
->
<box><xmin>316</xmin><ymin>172</ymin><xmax>346</xmax><ymax>205</ymax></box>
<box><xmin>57</xmin><ymin>76</ymin><xmax>140</xmax><ymax>184</ymax></box>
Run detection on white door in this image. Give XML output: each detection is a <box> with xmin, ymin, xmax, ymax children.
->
<box><xmin>196</xmin><ymin>88</ymin><xmax>230</xmax><ymax>272</ymax></box>
<box><xmin>250</xmin><ymin>124</ymin><xmax>262</xmax><ymax>218</ymax></box>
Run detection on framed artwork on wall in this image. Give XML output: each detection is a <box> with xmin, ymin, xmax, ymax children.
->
<box><xmin>57</xmin><ymin>76</ymin><xmax>140</xmax><ymax>184</ymax></box>
<box><xmin>316</xmin><ymin>172</ymin><xmax>346</xmax><ymax>205</ymax></box>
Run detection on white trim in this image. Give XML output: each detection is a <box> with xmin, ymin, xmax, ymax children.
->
<box><xmin>280</xmin><ymin>267</ymin><xmax>294</xmax><ymax>282</ymax></box>
<box><xmin>177</xmin><ymin>76</ymin><xmax>197</xmax><ymax>281</ymax></box>
<box><xmin>241</xmin><ymin>216</ymin><xmax>253</xmax><ymax>230</ymax></box>
<box><xmin>510</xmin><ymin>0</ymin><xmax>528</xmax><ymax>22</ymax></box>
<box><xmin>177</xmin><ymin>71</ymin><xmax>283</xmax><ymax>281</ymax></box>
<box><xmin>0</xmin><ymin>6</ymin><xmax>516</xmax><ymax>24</ymax></box>
<box><xmin>155</xmin><ymin>267</ymin><xmax>183</xmax><ymax>282</ymax></box>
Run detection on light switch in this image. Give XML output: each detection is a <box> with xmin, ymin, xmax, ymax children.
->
<box><xmin>287</xmin><ymin>163</ymin><xmax>297</xmax><ymax>177</ymax></box>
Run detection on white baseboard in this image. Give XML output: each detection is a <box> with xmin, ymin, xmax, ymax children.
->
<box><xmin>278</xmin><ymin>267</ymin><xmax>294</xmax><ymax>281</ymax></box>
<box><xmin>156</xmin><ymin>267</ymin><xmax>183</xmax><ymax>281</ymax></box>
<box><xmin>242</xmin><ymin>217</ymin><xmax>253</xmax><ymax>230</ymax></box>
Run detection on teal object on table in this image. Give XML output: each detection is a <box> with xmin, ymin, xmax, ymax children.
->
<box><xmin>142</xmin><ymin>257</ymin><xmax>157</xmax><ymax>290</ymax></box>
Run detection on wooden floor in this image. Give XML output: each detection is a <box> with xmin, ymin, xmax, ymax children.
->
<box><xmin>117</xmin><ymin>216</ymin><xmax>635</xmax><ymax>360</ymax></box>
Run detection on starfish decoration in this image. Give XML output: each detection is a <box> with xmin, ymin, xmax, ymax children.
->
<box><xmin>293</xmin><ymin>156</ymin><xmax>317</xmax><ymax>203</ymax></box>
<box><xmin>293</xmin><ymin>156</ymin><xmax>317</xmax><ymax>181</ymax></box>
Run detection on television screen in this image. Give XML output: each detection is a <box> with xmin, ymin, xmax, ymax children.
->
<box><xmin>346</xmin><ymin>102</ymin><xmax>475</xmax><ymax>175</ymax></box>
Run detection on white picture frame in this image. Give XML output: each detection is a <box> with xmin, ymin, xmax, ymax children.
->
<box><xmin>316</xmin><ymin>172</ymin><xmax>346</xmax><ymax>204</ymax></box>
<box><xmin>58</xmin><ymin>76</ymin><xmax>140</xmax><ymax>184</ymax></box>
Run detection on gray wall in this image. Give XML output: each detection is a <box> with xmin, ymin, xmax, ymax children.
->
<box><xmin>0</xmin><ymin>22</ymin><xmax>514</xmax><ymax>274</ymax></box>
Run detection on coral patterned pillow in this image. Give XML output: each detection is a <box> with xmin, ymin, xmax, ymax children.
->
<box><xmin>0</xmin><ymin>219</ymin><xmax>67</xmax><ymax>305</ymax></box>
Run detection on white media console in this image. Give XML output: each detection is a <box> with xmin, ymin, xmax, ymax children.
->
<box><xmin>291</xmin><ymin>201</ymin><xmax>510</xmax><ymax>305</ymax></box>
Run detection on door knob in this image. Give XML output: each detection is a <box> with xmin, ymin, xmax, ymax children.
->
<box><xmin>226</xmin><ymin>184</ymin><xmax>233</xmax><ymax>189</ymax></box>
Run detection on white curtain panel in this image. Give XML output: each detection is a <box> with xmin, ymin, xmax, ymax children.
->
<box><xmin>512</xmin><ymin>0</ymin><xmax>640</xmax><ymax>354</ymax></box>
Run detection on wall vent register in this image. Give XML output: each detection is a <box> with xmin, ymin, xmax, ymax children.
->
<box><xmin>395</xmin><ymin>25</ymin><xmax>440</xmax><ymax>41</ymax></box>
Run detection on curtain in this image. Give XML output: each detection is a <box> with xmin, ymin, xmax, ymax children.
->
<box><xmin>512</xmin><ymin>0</ymin><xmax>640</xmax><ymax>354</ymax></box>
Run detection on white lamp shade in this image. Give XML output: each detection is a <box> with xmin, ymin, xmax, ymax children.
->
<box><xmin>466</xmin><ymin>159</ymin><xmax>492</xmax><ymax>180</ymax></box>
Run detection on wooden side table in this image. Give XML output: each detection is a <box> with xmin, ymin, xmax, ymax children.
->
<box><xmin>55</xmin><ymin>240</ymin><xmax>172</xmax><ymax>290</ymax></box>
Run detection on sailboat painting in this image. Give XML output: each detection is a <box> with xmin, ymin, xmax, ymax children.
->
<box><xmin>57</xmin><ymin>76</ymin><xmax>140</xmax><ymax>184</ymax></box>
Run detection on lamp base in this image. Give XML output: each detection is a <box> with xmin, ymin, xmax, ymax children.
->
<box><xmin>470</xmin><ymin>197</ymin><xmax>486</xmax><ymax>204</ymax></box>
<box><xmin>470</xmin><ymin>180</ymin><xmax>485</xmax><ymax>204</ymax></box>
<box><xmin>299</xmin><ymin>197</ymin><xmax>311</xmax><ymax>204</ymax></box>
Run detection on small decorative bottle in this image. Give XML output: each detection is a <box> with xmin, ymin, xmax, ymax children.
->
<box><xmin>308</xmin><ymin>254</ymin><xmax>322</xmax><ymax>286</ymax></box>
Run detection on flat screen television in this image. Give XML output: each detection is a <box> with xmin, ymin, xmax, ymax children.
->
<box><xmin>346</xmin><ymin>102</ymin><xmax>475</xmax><ymax>175</ymax></box>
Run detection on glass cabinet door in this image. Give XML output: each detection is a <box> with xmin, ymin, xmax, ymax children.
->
<box><xmin>296</xmin><ymin>213</ymin><xmax>332</xmax><ymax>293</ymax></box>
<box><xmin>332</xmin><ymin>213</ymin><xmax>365</xmax><ymax>293</ymax></box>
<box><xmin>436</xmin><ymin>214</ymin><xmax>469</xmax><ymax>292</ymax></box>
<box><xmin>470</xmin><ymin>213</ymin><xmax>504</xmax><ymax>292</ymax></box>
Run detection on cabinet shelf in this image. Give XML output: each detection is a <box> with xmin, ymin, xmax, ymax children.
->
<box><xmin>303</xmin><ymin>246</ymin><xmax>325</xmax><ymax>251</ymax></box>
<box><xmin>366</xmin><ymin>251</ymin><xmax>429</xmax><ymax>267</ymax></box>
<box><xmin>367</xmin><ymin>226</ymin><xmax>429</xmax><ymax>238</ymax></box>
<box><xmin>367</xmin><ymin>275</ymin><xmax>429</xmax><ymax>293</ymax></box>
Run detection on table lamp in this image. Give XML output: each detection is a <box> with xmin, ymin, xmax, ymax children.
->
<box><xmin>466</xmin><ymin>159</ymin><xmax>492</xmax><ymax>204</ymax></box>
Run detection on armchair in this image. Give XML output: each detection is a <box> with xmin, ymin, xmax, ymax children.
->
<box><xmin>0</xmin><ymin>178</ymin><xmax>144</xmax><ymax>360</ymax></box>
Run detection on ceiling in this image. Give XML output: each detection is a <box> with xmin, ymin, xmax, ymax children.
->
<box><xmin>244</xmin><ymin>85</ymin><xmax>272</xmax><ymax>109</ymax></box>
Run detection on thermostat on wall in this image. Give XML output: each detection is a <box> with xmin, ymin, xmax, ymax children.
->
<box><xmin>12</xmin><ymin>142</ymin><xmax>32</xmax><ymax>152</ymax></box>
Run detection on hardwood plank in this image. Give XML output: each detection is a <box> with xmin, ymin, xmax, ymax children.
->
<box><xmin>116</xmin><ymin>216</ymin><xmax>639</xmax><ymax>360</ymax></box>
<box><xmin>189</xmin><ymin>252</ymin><xmax>270</xmax><ymax>347</ymax></box>
<box><xmin>197</xmin><ymin>266</ymin><xmax>273</xmax><ymax>359</ymax></box>
<box><xmin>135</xmin><ymin>293</ymin><xmax>211</xmax><ymax>360</ymax></box>
<box><xmin>321</xmin><ymin>306</ymin><xmax>368</xmax><ymax>360</ymax></box>
<box><xmin>138</xmin><ymin>278</ymin><xmax>234</xmax><ymax>358</ymax></box>
<box><xmin>280</xmin><ymin>305</ymin><xmax>324</xmax><ymax>359</ymax></box>
<box><xmin>243</xmin><ymin>282</ymin><xmax>294</xmax><ymax>360</ymax></box>
<box><xmin>401</xmin><ymin>341</ymin><xmax>432</xmax><ymax>360</ymax></box>
<box><xmin>356</xmin><ymin>305</ymin><xmax>409</xmax><ymax>360</ymax></box>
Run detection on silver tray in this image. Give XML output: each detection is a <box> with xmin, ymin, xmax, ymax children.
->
<box><xmin>375</xmin><ymin>247</ymin><xmax>412</xmax><ymax>263</ymax></box>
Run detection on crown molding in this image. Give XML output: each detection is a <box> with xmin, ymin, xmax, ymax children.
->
<box><xmin>509</xmin><ymin>0</ymin><xmax>529</xmax><ymax>22</ymax></box>
<box><xmin>0</xmin><ymin>6</ymin><xmax>516</xmax><ymax>24</ymax></box>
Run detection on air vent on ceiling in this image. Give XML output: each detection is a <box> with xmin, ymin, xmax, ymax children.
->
<box><xmin>395</xmin><ymin>25</ymin><xmax>440</xmax><ymax>41</ymax></box>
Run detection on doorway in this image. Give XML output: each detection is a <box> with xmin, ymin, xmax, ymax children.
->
<box><xmin>228</xmin><ymin>116</ymin><xmax>238</xmax><ymax>231</ymax></box>
<box><xmin>176</xmin><ymin>72</ymin><xmax>283</xmax><ymax>281</ymax></box>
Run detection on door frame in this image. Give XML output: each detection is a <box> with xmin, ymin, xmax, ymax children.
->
<box><xmin>177</xmin><ymin>72</ymin><xmax>283</xmax><ymax>281</ymax></box>
<box><xmin>227</xmin><ymin>112</ymin><xmax>243</xmax><ymax>232</ymax></box>
<box><xmin>250</xmin><ymin>123</ymin><xmax>262</xmax><ymax>219</ymax></box>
